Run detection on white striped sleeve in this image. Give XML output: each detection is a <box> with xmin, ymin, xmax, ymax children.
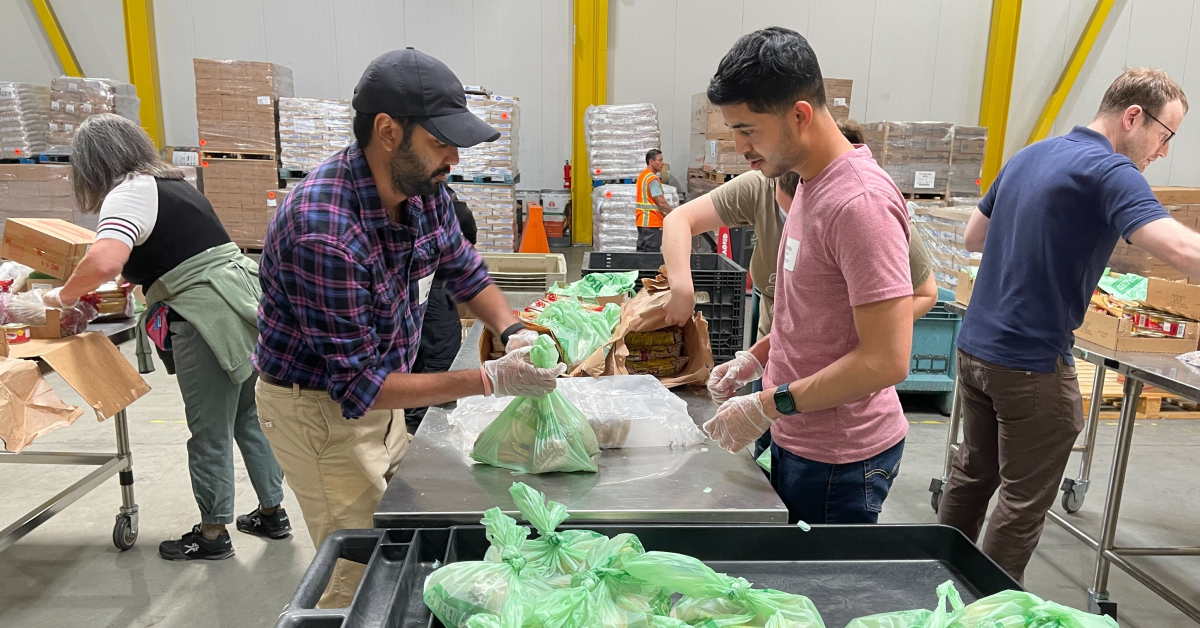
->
<box><xmin>96</xmin><ymin>173</ymin><xmax>158</xmax><ymax>248</ymax></box>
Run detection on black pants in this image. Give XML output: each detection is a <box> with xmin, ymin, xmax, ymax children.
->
<box><xmin>636</xmin><ymin>227</ymin><xmax>663</xmax><ymax>252</ymax></box>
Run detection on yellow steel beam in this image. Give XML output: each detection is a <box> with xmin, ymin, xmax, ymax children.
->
<box><xmin>1027</xmin><ymin>0</ymin><xmax>1115</xmax><ymax>144</ymax></box>
<box><xmin>571</xmin><ymin>0</ymin><xmax>608</xmax><ymax>246</ymax></box>
<box><xmin>979</xmin><ymin>0</ymin><xmax>1023</xmax><ymax>190</ymax></box>
<box><xmin>123</xmin><ymin>0</ymin><xmax>164</xmax><ymax>149</ymax></box>
<box><xmin>28</xmin><ymin>0</ymin><xmax>83</xmax><ymax>77</ymax></box>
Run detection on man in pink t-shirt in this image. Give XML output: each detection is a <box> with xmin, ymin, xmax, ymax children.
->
<box><xmin>701</xmin><ymin>27</ymin><xmax>915</xmax><ymax>524</ymax></box>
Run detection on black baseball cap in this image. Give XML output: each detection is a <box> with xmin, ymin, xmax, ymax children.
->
<box><xmin>352</xmin><ymin>48</ymin><xmax>499</xmax><ymax>148</ymax></box>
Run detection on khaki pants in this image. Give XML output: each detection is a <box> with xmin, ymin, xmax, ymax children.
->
<box><xmin>938</xmin><ymin>349</ymin><xmax>1084</xmax><ymax>583</ymax></box>
<box><xmin>255</xmin><ymin>380</ymin><xmax>410</xmax><ymax>608</ymax></box>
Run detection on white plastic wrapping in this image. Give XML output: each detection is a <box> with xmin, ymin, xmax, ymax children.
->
<box><xmin>454</xmin><ymin>94</ymin><xmax>520</xmax><ymax>178</ymax></box>
<box><xmin>278</xmin><ymin>97</ymin><xmax>352</xmax><ymax>172</ymax></box>
<box><xmin>591</xmin><ymin>183</ymin><xmax>680</xmax><ymax>252</ymax></box>
<box><xmin>47</xmin><ymin>77</ymin><xmax>140</xmax><ymax>154</ymax></box>
<box><xmin>585</xmin><ymin>103</ymin><xmax>661</xmax><ymax>180</ymax></box>
<box><xmin>0</xmin><ymin>83</ymin><xmax>50</xmax><ymax>159</ymax></box>
<box><xmin>447</xmin><ymin>375</ymin><xmax>706</xmax><ymax>452</ymax></box>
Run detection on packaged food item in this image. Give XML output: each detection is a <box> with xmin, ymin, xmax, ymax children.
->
<box><xmin>4</xmin><ymin>323</ymin><xmax>30</xmax><ymax>343</ymax></box>
<box><xmin>627</xmin><ymin>356</ymin><xmax>689</xmax><ymax>377</ymax></box>
<box><xmin>625</xmin><ymin>344</ymin><xmax>682</xmax><ymax>363</ymax></box>
<box><xmin>625</xmin><ymin>328</ymin><xmax>683</xmax><ymax>349</ymax></box>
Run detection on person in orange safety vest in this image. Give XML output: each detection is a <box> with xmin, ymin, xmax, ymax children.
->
<box><xmin>635</xmin><ymin>149</ymin><xmax>673</xmax><ymax>251</ymax></box>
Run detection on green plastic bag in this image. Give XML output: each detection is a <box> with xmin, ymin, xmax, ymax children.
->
<box><xmin>424</xmin><ymin>508</ymin><xmax>555</xmax><ymax>628</ymax></box>
<box><xmin>535</xmin><ymin>299</ymin><xmax>621</xmax><ymax>367</ymax></box>
<box><xmin>622</xmin><ymin>551</ymin><xmax>826</xmax><ymax>628</ymax></box>
<box><xmin>464</xmin><ymin>586</ymin><xmax>594</xmax><ymax>628</ymax></box>
<box><xmin>955</xmin><ymin>590</ymin><xmax>1043</xmax><ymax>627</ymax></box>
<box><xmin>471</xmin><ymin>337</ymin><xmax>600</xmax><ymax>474</ymax></box>
<box><xmin>1027</xmin><ymin>601</ymin><xmax>1119</xmax><ymax>628</ymax></box>
<box><xmin>486</xmin><ymin>482</ymin><xmax>608</xmax><ymax>577</ymax></box>
<box><xmin>567</xmin><ymin>533</ymin><xmax>672</xmax><ymax>627</ymax></box>
<box><xmin>549</xmin><ymin>271</ymin><xmax>639</xmax><ymax>298</ymax></box>
<box><xmin>843</xmin><ymin>580</ymin><xmax>964</xmax><ymax>628</ymax></box>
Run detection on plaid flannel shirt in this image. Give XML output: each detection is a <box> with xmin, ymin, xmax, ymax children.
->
<box><xmin>253</xmin><ymin>143</ymin><xmax>491</xmax><ymax>418</ymax></box>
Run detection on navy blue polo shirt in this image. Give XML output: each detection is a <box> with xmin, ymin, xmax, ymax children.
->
<box><xmin>956</xmin><ymin>126</ymin><xmax>1169</xmax><ymax>372</ymax></box>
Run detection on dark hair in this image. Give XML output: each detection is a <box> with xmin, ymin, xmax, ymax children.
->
<box><xmin>353</xmin><ymin>111</ymin><xmax>414</xmax><ymax>148</ymax></box>
<box><xmin>837</xmin><ymin>119</ymin><xmax>865</xmax><ymax>144</ymax></box>
<box><xmin>72</xmin><ymin>113</ymin><xmax>183</xmax><ymax>214</ymax></box>
<box><xmin>776</xmin><ymin>171</ymin><xmax>800</xmax><ymax>198</ymax></box>
<box><xmin>646</xmin><ymin>149</ymin><xmax>662</xmax><ymax>165</ymax></box>
<box><xmin>707</xmin><ymin>27</ymin><xmax>825</xmax><ymax>114</ymax></box>
<box><xmin>1098</xmin><ymin>67</ymin><xmax>1189</xmax><ymax>118</ymax></box>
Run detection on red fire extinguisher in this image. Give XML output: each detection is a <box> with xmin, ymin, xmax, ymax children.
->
<box><xmin>563</xmin><ymin>160</ymin><xmax>571</xmax><ymax>189</ymax></box>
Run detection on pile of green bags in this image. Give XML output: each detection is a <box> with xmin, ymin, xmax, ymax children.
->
<box><xmin>845</xmin><ymin>580</ymin><xmax>1119</xmax><ymax>628</ymax></box>
<box><xmin>535</xmin><ymin>298</ymin><xmax>622</xmax><ymax>367</ymax></box>
<box><xmin>549</xmin><ymin>271</ymin><xmax>640</xmax><ymax>299</ymax></box>
<box><xmin>471</xmin><ymin>336</ymin><xmax>600</xmax><ymax>474</ymax></box>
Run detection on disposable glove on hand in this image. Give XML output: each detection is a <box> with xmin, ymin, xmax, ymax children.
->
<box><xmin>482</xmin><ymin>346</ymin><xmax>567</xmax><ymax>398</ymax></box>
<box><xmin>706</xmin><ymin>350</ymin><xmax>765</xmax><ymax>405</ymax></box>
<box><xmin>702</xmin><ymin>393</ymin><xmax>775</xmax><ymax>453</ymax></box>
<box><xmin>504</xmin><ymin>328</ymin><xmax>541</xmax><ymax>353</ymax></box>
<box><xmin>42</xmin><ymin>287</ymin><xmax>78</xmax><ymax>309</ymax></box>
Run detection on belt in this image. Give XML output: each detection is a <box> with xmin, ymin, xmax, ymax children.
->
<box><xmin>259</xmin><ymin>372</ymin><xmax>322</xmax><ymax>391</ymax></box>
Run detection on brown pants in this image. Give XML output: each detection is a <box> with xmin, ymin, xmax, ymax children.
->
<box><xmin>255</xmin><ymin>380</ymin><xmax>410</xmax><ymax>608</ymax></box>
<box><xmin>938</xmin><ymin>349</ymin><xmax>1084</xmax><ymax>582</ymax></box>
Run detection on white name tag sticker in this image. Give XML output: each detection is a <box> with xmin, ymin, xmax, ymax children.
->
<box><xmin>417</xmin><ymin>273</ymin><xmax>435</xmax><ymax>304</ymax></box>
<box><xmin>783</xmin><ymin>237</ymin><xmax>799</xmax><ymax>272</ymax></box>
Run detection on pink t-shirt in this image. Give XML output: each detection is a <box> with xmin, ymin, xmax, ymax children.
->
<box><xmin>764</xmin><ymin>146</ymin><xmax>912</xmax><ymax>464</ymax></box>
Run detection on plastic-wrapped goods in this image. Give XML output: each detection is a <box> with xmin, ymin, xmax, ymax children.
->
<box><xmin>277</xmin><ymin>97</ymin><xmax>352</xmax><ymax>172</ymax></box>
<box><xmin>457</xmin><ymin>183</ymin><xmax>517</xmax><ymax>252</ymax></box>
<box><xmin>448</xmin><ymin>375</ymin><xmax>707</xmax><ymax>451</ymax></box>
<box><xmin>455</xmin><ymin>94</ymin><xmax>520</xmax><ymax>178</ymax></box>
<box><xmin>0</xmin><ymin>261</ymin><xmax>34</xmax><ymax>293</ymax></box>
<box><xmin>585</xmin><ymin>104</ymin><xmax>661</xmax><ymax>180</ymax></box>
<box><xmin>0</xmin><ymin>83</ymin><xmax>50</xmax><ymax>159</ymax></box>
<box><xmin>424</xmin><ymin>507</ymin><xmax>556</xmax><ymax>628</ymax></box>
<box><xmin>193</xmin><ymin>59</ymin><xmax>294</xmax><ymax>153</ymax></box>
<box><xmin>623</xmin><ymin>551</ymin><xmax>825</xmax><ymax>628</ymax></box>
<box><xmin>592</xmin><ymin>184</ymin><xmax>680</xmax><ymax>252</ymax></box>
<box><xmin>46</xmin><ymin>77</ymin><xmax>140</xmax><ymax>154</ymax></box>
<box><xmin>910</xmin><ymin>204</ymin><xmax>980</xmax><ymax>290</ymax></box>
<box><xmin>470</xmin><ymin>335</ymin><xmax>600</xmax><ymax>474</ymax></box>
<box><xmin>6</xmin><ymin>289</ymin><xmax>99</xmax><ymax>336</ymax></box>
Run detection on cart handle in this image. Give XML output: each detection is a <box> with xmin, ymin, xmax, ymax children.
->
<box><xmin>286</xmin><ymin>529</ymin><xmax>384</xmax><ymax>610</ymax></box>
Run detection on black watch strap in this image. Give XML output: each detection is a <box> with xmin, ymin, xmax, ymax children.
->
<box><xmin>499</xmin><ymin>322</ymin><xmax>527</xmax><ymax>346</ymax></box>
<box><xmin>774</xmin><ymin>383</ymin><xmax>800</xmax><ymax>416</ymax></box>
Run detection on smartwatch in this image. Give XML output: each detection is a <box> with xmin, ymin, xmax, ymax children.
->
<box><xmin>499</xmin><ymin>322</ymin><xmax>527</xmax><ymax>347</ymax></box>
<box><xmin>773</xmin><ymin>383</ymin><xmax>801</xmax><ymax>416</ymax></box>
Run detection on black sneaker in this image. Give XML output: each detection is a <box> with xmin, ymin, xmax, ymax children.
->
<box><xmin>236</xmin><ymin>507</ymin><xmax>292</xmax><ymax>539</ymax></box>
<box><xmin>158</xmin><ymin>525</ymin><xmax>234</xmax><ymax>561</ymax></box>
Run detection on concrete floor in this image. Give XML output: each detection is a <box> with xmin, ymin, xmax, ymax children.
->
<box><xmin>1</xmin><ymin>249</ymin><xmax>1198</xmax><ymax>627</ymax></box>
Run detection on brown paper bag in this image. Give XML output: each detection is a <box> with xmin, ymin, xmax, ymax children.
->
<box><xmin>0</xmin><ymin>357</ymin><xmax>84</xmax><ymax>452</ymax></box>
<box><xmin>478</xmin><ymin>320</ymin><xmax>615</xmax><ymax>378</ymax></box>
<box><xmin>605</xmin><ymin>275</ymin><xmax>714</xmax><ymax>388</ymax></box>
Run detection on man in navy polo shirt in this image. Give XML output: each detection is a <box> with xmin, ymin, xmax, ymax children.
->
<box><xmin>942</xmin><ymin>68</ymin><xmax>1200</xmax><ymax>581</ymax></box>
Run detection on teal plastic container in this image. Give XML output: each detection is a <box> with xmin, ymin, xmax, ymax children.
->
<box><xmin>897</xmin><ymin>287</ymin><xmax>962</xmax><ymax>414</ymax></box>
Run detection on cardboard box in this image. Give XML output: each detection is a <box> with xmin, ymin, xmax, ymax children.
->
<box><xmin>4</xmin><ymin>331</ymin><xmax>151</xmax><ymax>420</ymax></box>
<box><xmin>0</xmin><ymin>164</ymin><xmax>98</xmax><ymax>235</ymax></box>
<box><xmin>202</xmin><ymin>159</ymin><xmax>281</xmax><ymax>247</ymax></box>
<box><xmin>193</xmin><ymin>59</ymin><xmax>294</xmax><ymax>153</ymax></box>
<box><xmin>1143</xmin><ymin>277</ymin><xmax>1200</xmax><ymax>320</ymax></box>
<box><xmin>1074</xmin><ymin>308</ymin><xmax>1199</xmax><ymax>353</ymax></box>
<box><xmin>824</xmin><ymin>78</ymin><xmax>853</xmax><ymax>122</ymax></box>
<box><xmin>1152</xmin><ymin>187</ymin><xmax>1200</xmax><ymax>205</ymax></box>
<box><xmin>955</xmin><ymin>269</ymin><xmax>975</xmax><ymax>305</ymax></box>
<box><xmin>1</xmin><ymin>218</ymin><xmax>94</xmax><ymax>278</ymax></box>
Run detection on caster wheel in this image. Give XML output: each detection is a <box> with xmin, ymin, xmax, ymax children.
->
<box><xmin>931</xmin><ymin>489</ymin><xmax>943</xmax><ymax>513</ymax></box>
<box><xmin>928</xmin><ymin>478</ymin><xmax>946</xmax><ymax>514</ymax></box>
<box><xmin>1062</xmin><ymin>487</ymin><xmax>1085</xmax><ymax>513</ymax></box>
<box><xmin>113</xmin><ymin>514</ymin><xmax>137</xmax><ymax>550</ymax></box>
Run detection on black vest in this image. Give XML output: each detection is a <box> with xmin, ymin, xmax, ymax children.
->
<box><xmin>121</xmin><ymin>178</ymin><xmax>231</xmax><ymax>290</ymax></box>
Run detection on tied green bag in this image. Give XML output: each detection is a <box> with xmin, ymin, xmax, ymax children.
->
<box><xmin>486</xmin><ymin>483</ymin><xmax>608</xmax><ymax>578</ymax></box>
<box><xmin>844</xmin><ymin>580</ymin><xmax>965</xmax><ymax>628</ymax></box>
<box><xmin>622</xmin><ymin>551</ymin><xmax>826</xmax><ymax>628</ymax></box>
<box><xmin>549</xmin><ymin>271</ymin><xmax>639</xmax><ymax>298</ymax></box>
<box><xmin>564</xmin><ymin>533</ymin><xmax>671</xmax><ymax>627</ymax></box>
<box><xmin>423</xmin><ymin>508</ymin><xmax>555</xmax><ymax>628</ymax></box>
<box><xmin>956</xmin><ymin>591</ymin><xmax>1119</xmax><ymax>628</ymax></box>
<box><xmin>536</xmin><ymin>299</ymin><xmax>622</xmax><ymax>367</ymax></box>
<box><xmin>470</xmin><ymin>337</ymin><xmax>600</xmax><ymax>474</ymax></box>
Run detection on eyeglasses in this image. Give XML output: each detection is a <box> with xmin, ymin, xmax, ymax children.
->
<box><xmin>1142</xmin><ymin>107</ymin><xmax>1177</xmax><ymax>145</ymax></box>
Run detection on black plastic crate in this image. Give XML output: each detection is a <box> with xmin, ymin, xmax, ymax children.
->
<box><xmin>583</xmin><ymin>252</ymin><xmax>746</xmax><ymax>361</ymax></box>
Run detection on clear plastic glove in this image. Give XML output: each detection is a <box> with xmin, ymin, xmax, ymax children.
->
<box><xmin>482</xmin><ymin>346</ymin><xmax>567</xmax><ymax>398</ymax></box>
<box><xmin>702</xmin><ymin>393</ymin><xmax>775</xmax><ymax>453</ymax></box>
<box><xmin>504</xmin><ymin>328</ymin><xmax>541</xmax><ymax>353</ymax></box>
<box><xmin>42</xmin><ymin>287</ymin><xmax>78</xmax><ymax>309</ymax></box>
<box><xmin>707</xmin><ymin>351</ymin><xmax>765</xmax><ymax>405</ymax></box>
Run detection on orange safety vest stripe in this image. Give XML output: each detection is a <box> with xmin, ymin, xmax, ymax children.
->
<box><xmin>635</xmin><ymin>168</ymin><xmax>662</xmax><ymax>228</ymax></box>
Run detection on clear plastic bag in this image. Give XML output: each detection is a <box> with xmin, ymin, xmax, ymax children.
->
<box><xmin>0</xmin><ymin>261</ymin><xmax>33</xmax><ymax>293</ymax></box>
<box><xmin>622</xmin><ymin>551</ymin><xmax>824</xmax><ymax>628</ymax></box>
<box><xmin>449</xmin><ymin>375</ymin><xmax>706</xmax><ymax>450</ymax></box>
<box><xmin>470</xmin><ymin>336</ymin><xmax>600</xmax><ymax>474</ymax></box>
<box><xmin>423</xmin><ymin>507</ymin><xmax>555</xmax><ymax>628</ymax></box>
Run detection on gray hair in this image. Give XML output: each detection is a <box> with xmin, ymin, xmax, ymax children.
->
<box><xmin>71</xmin><ymin>113</ymin><xmax>184</xmax><ymax>214</ymax></box>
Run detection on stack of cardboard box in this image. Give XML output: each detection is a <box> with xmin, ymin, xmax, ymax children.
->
<box><xmin>541</xmin><ymin>190</ymin><xmax>570</xmax><ymax>240</ymax></box>
<box><xmin>456</xmin><ymin>183</ymin><xmax>517</xmax><ymax>252</ymax></box>
<box><xmin>863</xmin><ymin>122</ymin><xmax>986</xmax><ymax>197</ymax></box>
<box><xmin>910</xmin><ymin>202</ymin><xmax>981</xmax><ymax>290</ymax></box>
<box><xmin>948</xmin><ymin>125</ymin><xmax>986</xmax><ymax>197</ymax></box>
<box><xmin>46</xmin><ymin>77</ymin><xmax>140</xmax><ymax>154</ymax></box>
<box><xmin>0</xmin><ymin>164</ymin><xmax>94</xmax><ymax>235</ymax></box>
<box><xmin>278</xmin><ymin>97</ymin><xmax>352</xmax><ymax>173</ymax></box>
<box><xmin>455</xmin><ymin>93</ymin><xmax>520</xmax><ymax>179</ymax></box>
<box><xmin>824</xmin><ymin>78</ymin><xmax>853</xmax><ymax>123</ymax></box>
<box><xmin>202</xmin><ymin>159</ymin><xmax>279</xmax><ymax>248</ymax></box>
<box><xmin>1108</xmin><ymin>187</ymin><xmax>1200</xmax><ymax>283</ymax></box>
<box><xmin>690</xmin><ymin>94</ymin><xmax>740</xmax><ymax>178</ymax></box>
<box><xmin>0</xmin><ymin>83</ymin><xmax>50</xmax><ymax>159</ymax></box>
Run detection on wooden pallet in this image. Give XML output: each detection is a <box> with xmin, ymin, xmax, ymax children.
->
<box><xmin>701</xmin><ymin>169</ymin><xmax>741</xmax><ymax>183</ymax></box>
<box><xmin>1077</xmin><ymin>363</ymin><xmax>1200</xmax><ymax>419</ymax></box>
<box><xmin>903</xmin><ymin>191</ymin><xmax>947</xmax><ymax>200</ymax></box>
<box><xmin>200</xmin><ymin>150</ymin><xmax>276</xmax><ymax>161</ymax></box>
<box><xmin>0</xmin><ymin>157</ymin><xmax>38</xmax><ymax>164</ymax></box>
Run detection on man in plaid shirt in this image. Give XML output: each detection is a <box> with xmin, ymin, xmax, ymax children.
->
<box><xmin>253</xmin><ymin>49</ymin><xmax>557</xmax><ymax>607</ymax></box>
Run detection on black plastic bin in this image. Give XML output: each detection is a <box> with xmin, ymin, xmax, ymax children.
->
<box><xmin>276</xmin><ymin>524</ymin><xmax>1023</xmax><ymax>628</ymax></box>
<box><xmin>583</xmin><ymin>252</ymin><xmax>747</xmax><ymax>361</ymax></box>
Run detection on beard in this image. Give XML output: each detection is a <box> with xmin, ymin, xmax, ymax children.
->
<box><xmin>389</xmin><ymin>141</ymin><xmax>449</xmax><ymax>197</ymax></box>
<box><xmin>751</xmin><ymin>125</ymin><xmax>807</xmax><ymax>178</ymax></box>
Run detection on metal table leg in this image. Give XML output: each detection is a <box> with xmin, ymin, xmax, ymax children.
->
<box><xmin>1087</xmin><ymin>376</ymin><xmax>1142</xmax><ymax>619</ymax></box>
<box><xmin>1061</xmin><ymin>364</ymin><xmax>1105</xmax><ymax>513</ymax></box>
<box><xmin>929</xmin><ymin>378</ymin><xmax>962</xmax><ymax>513</ymax></box>
<box><xmin>112</xmin><ymin>409</ymin><xmax>139</xmax><ymax>550</ymax></box>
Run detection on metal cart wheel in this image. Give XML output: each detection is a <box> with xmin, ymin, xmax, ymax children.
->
<box><xmin>1062</xmin><ymin>485</ymin><xmax>1086</xmax><ymax>513</ymax></box>
<box><xmin>929</xmin><ymin>478</ymin><xmax>945</xmax><ymax>514</ymax></box>
<box><xmin>113</xmin><ymin>514</ymin><xmax>137</xmax><ymax>550</ymax></box>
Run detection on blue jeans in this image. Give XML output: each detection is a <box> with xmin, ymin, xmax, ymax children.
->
<box><xmin>750</xmin><ymin>379</ymin><xmax>772</xmax><ymax>460</ymax></box>
<box><xmin>769</xmin><ymin>438</ymin><xmax>905</xmax><ymax>524</ymax></box>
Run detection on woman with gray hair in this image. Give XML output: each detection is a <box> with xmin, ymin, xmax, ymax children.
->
<box><xmin>49</xmin><ymin>113</ymin><xmax>289</xmax><ymax>561</ymax></box>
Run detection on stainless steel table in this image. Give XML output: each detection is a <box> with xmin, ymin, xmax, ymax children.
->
<box><xmin>374</xmin><ymin>320</ymin><xmax>788</xmax><ymax>529</ymax></box>
<box><xmin>936</xmin><ymin>301</ymin><xmax>1200</xmax><ymax>622</ymax></box>
<box><xmin>0</xmin><ymin>319</ymin><xmax>141</xmax><ymax>553</ymax></box>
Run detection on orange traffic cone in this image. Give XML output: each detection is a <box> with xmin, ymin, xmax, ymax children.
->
<box><xmin>519</xmin><ymin>203</ymin><xmax>550</xmax><ymax>253</ymax></box>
